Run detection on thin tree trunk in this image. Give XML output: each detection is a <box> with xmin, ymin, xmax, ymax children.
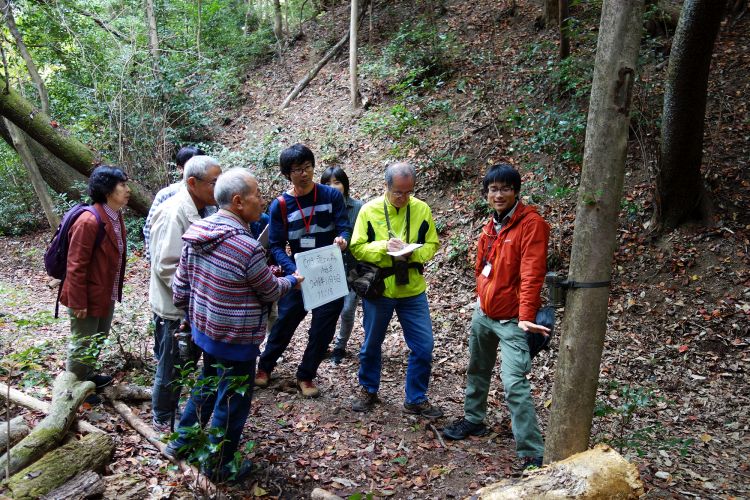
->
<box><xmin>0</xmin><ymin>0</ymin><xmax>49</xmax><ymax>115</ymax></box>
<box><xmin>145</xmin><ymin>0</ymin><xmax>160</xmax><ymax>74</ymax></box>
<box><xmin>559</xmin><ymin>0</ymin><xmax>570</xmax><ymax>60</ymax></box>
<box><xmin>0</xmin><ymin>78</ymin><xmax>153</xmax><ymax>215</ymax></box>
<box><xmin>350</xmin><ymin>0</ymin><xmax>361</xmax><ymax>108</ymax></box>
<box><xmin>653</xmin><ymin>0</ymin><xmax>723</xmax><ymax>231</ymax></box>
<box><xmin>4</xmin><ymin>118</ymin><xmax>59</xmax><ymax>228</ymax></box>
<box><xmin>543</xmin><ymin>0</ymin><xmax>559</xmax><ymax>27</ymax></box>
<box><xmin>196</xmin><ymin>0</ymin><xmax>202</xmax><ymax>56</ymax></box>
<box><xmin>545</xmin><ymin>0</ymin><xmax>643</xmax><ymax>463</ymax></box>
<box><xmin>272</xmin><ymin>0</ymin><xmax>283</xmax><ymax>48</ymax></box>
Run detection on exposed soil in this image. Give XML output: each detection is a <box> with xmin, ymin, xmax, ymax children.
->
<box><xmin>1</xmin><ymin>0</ymin><xmax>749</xmax><ymax>498</ymax></box>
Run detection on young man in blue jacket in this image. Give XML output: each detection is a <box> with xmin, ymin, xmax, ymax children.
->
<box><xmin>255</xmin><ymin>144</ymin><xmax>350</xmax><ymax>397</ymax></box>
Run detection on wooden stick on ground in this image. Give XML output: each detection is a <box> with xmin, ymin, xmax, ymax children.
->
<box><xmin>0</xmin><ymin>381</ymin><xmax>102</xmax><ymax>434</ymax></box>
<box><xmin>106</xmin><ymin>397</ymin><xmax>217</xmax><ymax>495</ymax></box>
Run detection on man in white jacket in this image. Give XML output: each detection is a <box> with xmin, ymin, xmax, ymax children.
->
<box><xmin>148</xmin><ymin>155</ymin><xmax>222</xmax><ymax>433</ymax></box>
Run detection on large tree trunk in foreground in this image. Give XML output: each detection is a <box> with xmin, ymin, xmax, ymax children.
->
<box><xmin>476</xmin><ymin>444</ymin><xmax>644</xmax><ymax>499</ymax></box>
<box><xmin>5</xmin><ymin>432</ymin><xmax>113</xmax><ymax>499</ymax></box>
<box><xmin>653</xmin><ymin>0</ymin><xmax>724</xmax><ymax>231</ymax></box>
<box><xmin>40</xmin><ymin>470</ymin><xmax>104</xmax><ymax>500</ymax></box>
<box><xmin>0</xmin><ymin>118</ymin><xmax>88</xmax><ymax>203</ymax></box>
<box><xmin>0</xmin><ymin>80</ymin><xmax>152</xmax><ymax>215</ymax></box>
<box><xmin>0</xmin><ymin>372</ymin><xmax>94</xmax><ymax>478</ymax></box>
<box><xmin>0</xmin><ymin>416</ymin><xmax>30</xmax><ymax>450</ymax></box>
<box><xmin>545</xmin><ymin>0</ymin><xmax>643</xmax><ymax>463</ymax></box>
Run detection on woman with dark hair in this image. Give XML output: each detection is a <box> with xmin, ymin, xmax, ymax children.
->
<box><xmin>320</xmin><ymin>166</ymin><xmax>364</xmax><ymax>364</ymax></box>
<box><xmin>60</xmin><ymin>165</ymin><xmax>130</xmax><ymax>392</ymax></box>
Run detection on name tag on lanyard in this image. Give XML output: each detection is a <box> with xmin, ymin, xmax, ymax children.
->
<box><xmin>481</xmin><ymin>263</ymin><xmax>492</xmax><ymax>277</ymax></box>
<box><xmin>300</xmin><ymin>235</ymin><xmax>316</xmax><ymax>248</ymax></box>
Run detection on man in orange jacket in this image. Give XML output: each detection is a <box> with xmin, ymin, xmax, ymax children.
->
<box><xmin>443</xmin><ymin>163</ymin><xmax>550</xmax><ymax>471</ymax></box>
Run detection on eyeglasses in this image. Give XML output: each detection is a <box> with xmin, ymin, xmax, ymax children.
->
<box><xmin>290</xmin><ymin>165</ymin><xmax>314</xmax><ymax>175</ymax></box>
<box><xmin>390</xmin><ymin>189</ymin><xmax>414</xmax><ymax>198</ymax></box>
<box><xmin>488</xmin><ymin>186</ymin><xmax>515</xmax><ymax>195</ymax></box>
<box><xmin>196</xmin><ymin>177</ymin><xmax>218</xmax><ymax>187</ymax></box>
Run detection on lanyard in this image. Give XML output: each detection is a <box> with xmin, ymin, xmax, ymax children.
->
<box><xmin>293</xmin><ymin>184</ymin><xmax>317</xmax><ymax>234</ymax></box>
<box><xmin>482</xmin><ymin>224</ymin><xmax>502</xmax><ymax>266</ymax></box>
<box><xmin>383</xmin><ymin>199</ymin><xmax>410</xmax><ymax>242</ymax></box>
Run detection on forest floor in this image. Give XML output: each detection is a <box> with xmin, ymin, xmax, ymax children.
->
<box><xmin>1</xmin><ymin>0</ymin><xmax>750</xmax><ymax>498</ymax></box>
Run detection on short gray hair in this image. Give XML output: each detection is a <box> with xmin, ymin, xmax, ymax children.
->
<box><xmin>385</xmin><ymin>162</ymin><xmax>416</xmax><ymax>188</ymax></box>
<box><xmin>183</xmin><ymin>155</ymin><xmax>221</xmax><ymax>181</ymax></box>
<box><xmin>215</xmin><ymin>168</ymin><xmax>256</xmax><ymax>208</ymax></box>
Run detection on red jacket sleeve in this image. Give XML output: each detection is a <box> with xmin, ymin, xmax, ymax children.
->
<box><xmin>64</xmin><ymin>212</ymin><xmax>99</xmax><ymax>310</ymax></box>
<box><xmin>518</xmin><ymin>215</ymin><xmax>550</xmax><ymax>322</ymax></box>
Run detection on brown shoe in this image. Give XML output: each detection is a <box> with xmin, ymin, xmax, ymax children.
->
<box><xmin>352</xmin><ymin>387</ymin><xmax>379</xmax><ymax>412</ymax></box>
<box><xmin>297</xmin><ymin>379</ymin><xmax>320</xmax><ymax>398</ymax></box>
<box><xmin>254</xmin><ymin>369</ymin><xmax>269</xmax><ymax>388</ymax></box>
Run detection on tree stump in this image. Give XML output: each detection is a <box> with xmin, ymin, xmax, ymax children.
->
<box><xmin>5</xmin><ymin>432</ymin><xmax>113</xmax><ymax>499</ymax></box>
<box><xmin>0</xmin><ymin>416</ymin><xmax>30</xmax><ymax>449</ymax></box>
<box><xmin>475</xmin><ymin>444</ymin><xmax>644</xmax><ymax>499</ymax></box>
<box><xmin>0</xmin><ymin>371</ymin><xmax>94</xmax><ymax>478</ymax></box>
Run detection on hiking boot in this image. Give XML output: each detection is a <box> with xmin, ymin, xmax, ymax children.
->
<box><xmin>517</xmin><ymin>456</ymin><xmax>543</xmax><ymax>474</ymax></box>
<box><xmin>297</xmin><ymin>379</ymin><xmax>320</xmax><ymax>398</ymax></box>
<box><xmin>87</xmin><ymin>374</ymin><xmax>113</xmax><ymax>390</ymax></box>
<box><xmin>403</xmin><ymin>400</ymin><xmax>444</xmax><ymax>419</ymax></box>
<box><xmin>352</xmin><ymin>387</ymin><xmax>379</xmax><ymax>412</ymax></box>
<box><xmin>442</xmin><ymin>417</ymin><xmax>489</xmax><ymax>440</ymax></box>
<box><xmin>254</xmin><ymin>369</ymin><xmax>269</xmax><ymax>388</ymax></box>
<box><xmin>163</xmin><ymin>442</ymin><xmax>183</xmax><ymax>461</ymax></box>
<box><xmin>84</xmin><ymin>393</ymin><xmax>102</xmax><ymax>405</ymax></box>
<box><xmin>330</xmin><ymin>348</ymin><xmax>346</xmax><ymax>365</ymax></box>
<box><xmin>153</xmin><ymin>418</ymin><xmax>172</xmax><ymax>435</ymax></box>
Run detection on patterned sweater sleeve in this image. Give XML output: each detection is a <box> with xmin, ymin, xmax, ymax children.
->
<box><xmin>246</xmin><ymin>242</ymin><xmax>293</xmax><ymax>303</ymax></box>
<box><xmin>172</xmin><ymin>244</ymin><xmax>191</xmax><ymax>310</ymax></box>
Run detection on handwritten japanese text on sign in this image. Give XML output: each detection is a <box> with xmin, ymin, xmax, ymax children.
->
<box><xmin>294</xmin><ymin>244</ymin><xmax>349</xmax><ymax>311</ymax></box>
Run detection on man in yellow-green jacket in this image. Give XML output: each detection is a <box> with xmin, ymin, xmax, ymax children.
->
<box><xmin>349</xmin><ymin>162</ymin><xmax>442</xmax><ymax>418</ymax></box>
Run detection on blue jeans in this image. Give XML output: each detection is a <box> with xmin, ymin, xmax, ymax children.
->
<box><xmin>333</xmin><ymin>290</ymin><xmax>359</xmax><ymax>351</ymax></box>
<box><xmin>358</xmin><ymin>292</ymin><xmax>434</xmax><ymax>404</ymax></box>
<box><xmin>259</xmin><ymin>289</ymin><xmax>344</xmax><ymax>380</ymax></box>
<box><xmin>152</xmin><ymin>314</ymin><xmax>182</xmax><ymax>424</ymax></box>
<box><xmin>172</xmin><ymin>353</ymin><xmax>255</xmax><ymax>474</ymax></box>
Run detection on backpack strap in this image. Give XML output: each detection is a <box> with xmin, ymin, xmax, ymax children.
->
<box><xmin>277</xmin><ymin>195</ymin><xmax>288</xmax><ymax>231</ymax></box>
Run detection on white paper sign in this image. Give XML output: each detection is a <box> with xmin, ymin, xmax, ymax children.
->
<box><xmin>294</xmin><ymin>244</ymin><xmax>349</xmax><ymax>311</ymax></box>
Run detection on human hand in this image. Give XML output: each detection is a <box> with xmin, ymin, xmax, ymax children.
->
<box><xmin>518</xmin><ymin>320</ymin><xmax>550</xmax><ymax>336</ymax></box>
<box><xmin>387</xmin><ymin>238</ymin><xmax>405</xmax><ymax>252</ymax></box>
<box><xmin>292</xmin><ymin>271</ymin><xmax>304</xmax><ymax>289</ymax></box>
<box><xmin>72</xmin><ymin>308</ymin><xmax>87</xmax><ymax>319</ymax></box>
<box><xmin>334</xmin><ymin>236</ymin><xmax>347</xmax><ymax>251</ymax></box>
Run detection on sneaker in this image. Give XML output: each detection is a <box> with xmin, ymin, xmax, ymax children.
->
<box><xmin>153</xmin><ymin>419</ymin><xmax>172</xmax><ymax>434</ymax></box>
<box><xmin>87</xmin><ymin>374</ymin><xmax>113</xmax><ymax>390</ymax></box>
<box><xmin>330</xmin><ymin>348</ymin><xmax>346</xmax><ymax>365</ymax></box>
<box><xmin>403</xmin><ymin>400</ymin><xmax>444</xmax><ymax>419</ymax></box>
<box><xmin>203</xmin><ymin>459</ymin><xmax>253</xmax><ymax>484</ymax></box>
<box><xmin>442</xmin><ymin>417</ymin><xmax>489</xmax><ymax>440</ymax></box>
<box><xmin>83</xmin><ymin>393</ymin><xmax>102</xmax><ymax>405</ymax></box>
<box><xmin>352</xmin><ymin>387</ymin><xmax>379</xmax><ymax>412</ymax></box>
<box><xmin>163</xmin><ymin>442</ymin><xmax>182</xmax><ymax>461</ymax></box>
<box><xmin>297</xmin><ymin>379</ymin><xmax>320</xmax><ymax>398</ymax></box>
<box><xmin>254</xmin><ymin>369</ymin><xmax>269</xmax><ymax>388</ymax></box>
<box><xmin>518</xmin><ymin>456</ymin><xmax>543</xmax><ymax>473</ymax></box>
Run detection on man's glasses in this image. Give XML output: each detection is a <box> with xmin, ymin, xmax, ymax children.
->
<box><xmin>488</xmin><ymin>186</ymin><xmax>514</xmax><ymax>195</ymax></box>
<box><xmin>390</xmin><ymin>189</ymin><xmax>414</xmax><ymax>198</ymax></box>
<box><xmin>290</xmin><ymin>165</ymin><xmax>314</xmax><ymax>175</ymax></box>
<box><xmin>196</xmin><ymin>177</ymin><xmax>218</xmax><ymax>187</ymax></box>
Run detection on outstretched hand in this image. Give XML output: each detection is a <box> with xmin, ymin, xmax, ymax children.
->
<box><xmin>518</xmin><ymin>320</ymin><xmax>550</xmax><ymax>336</ymax></box>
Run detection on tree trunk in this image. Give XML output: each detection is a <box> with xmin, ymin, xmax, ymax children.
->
<box><xmin>476</xmin><ymin>444</ymin><xmax>644</xmax><ymax>499</ymax></box>
<box><xmin>0</xmin><ymin>372</ymin><xmax>95</xmax><ymax>478</ymax></box>
<box><xmin>543</xmin><ymin>0</ymin><xmax>558</xmax><ymax>27</ymax></box>
<box><xmin>145</xmin><ymin>0</ymin><xmax>160</xmax><ymax>74</ymax></box>
<box><xmin>559</xmin><ymin>0</ymin><xmax>570</xmax><ymax>60</ymax></box>
<box><xmin>40</xmin><ymin>471</ymin><xmax>104</xmax><ymax>500</ymax></box>
<box><xmin>0</xmin><ymin>80</ymin><xmax>153</xmax><ymax>215</ymax></box>
<box><xmin>0</xmin><ymin>0</ymin><xmax>49</xmax><ymax>115</ymax></box>
<box><xmin>545</xmin><ymin>0</ymin><xmax>643</xmax><ymax>463</ymax></box>
<box><xmin>272</xmin><ymin>0</ymin><xmax>283</xmax><ymax>46</ymax></box>
<box><xmin>5</xmin><ymin>433</ymin><xmax>113</xmax><ymax>499</ymax></box>
<box><xmin>653</xmin><ymin>0</ymin><xmax>723</xmax><ymax>231</ymax></box>
<box><xmin>0</xmin><ymin>416</ymin><xmax>30</xmax><ymax>450</ymax></box>
<box><xmin>349</xmin><ymin>0</ymin><xmax>361</xmax><ymax>109</ymax></box>
<box><xmin>4</xmin><ymin>118</ymin><xmax>60</xmax><ymax>228</ymax></box>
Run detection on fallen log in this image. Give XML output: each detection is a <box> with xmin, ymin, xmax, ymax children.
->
<box><xmin>39</xmin><ymin>470</ymin><xmax>104</xmax><ymax>500</ymax></box>
<box><xmin>102</xmin><ymin>383</ymin><xmax>151</xmax><ymax>402</ymax></box>
<box><xmin>107</xmin><ymin>397</ymin><xmax>217</xmax><ymax>495</ymax></box>
<box><xmin>0</xmin><ymin>416</ymin><xmax>30</xmax><ymax>449</ymax></box>
<box><xmin>475</xmin><ymin>444</ymin><xmax>644</xmax><ymax>499</ymax></box>
<box><xmin>5</xmin><ymin>432</ymin><xmax>113</xmax><ymax>499</ymax></box>
<box><xmin>0</xmin><ymin>381</ymin><xmax>101</xmax><ymax>434</ymax></box>
<box><xmin>0</xmin><ymin>372</ymin><xmax>95</xmax><ymax>478</ymax></box>
<box><xmin>311</xmin><ymin>488</ymin><xmax>345</xmax><ymax>499</ymax></box>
